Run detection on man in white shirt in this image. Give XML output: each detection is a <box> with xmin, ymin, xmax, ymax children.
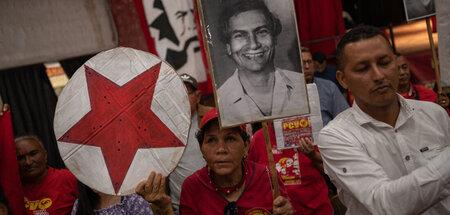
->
<box><xmin>168</xmin><ymin>73</ymin><xmax>206</xmax><ymax>213</ymax></box>
<box><xmin>318</xmin><ymin>25</ymin><xmax>450</xmax><ymax>214</ymax></box>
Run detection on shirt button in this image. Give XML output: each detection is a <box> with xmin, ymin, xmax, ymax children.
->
<box><xmin>405</xmin><ymin>155</ymin><xmax>410</xmax><ymax>161</ymax></box>
<box><xmin>343</xmin><ymin>168</ymin><xmax>347</xmax><ymax>173</ymax></box>
<box><xmin>394</xmin><ymin>129</ymin><xmax>398</xmax><ymax>133</ymax></box>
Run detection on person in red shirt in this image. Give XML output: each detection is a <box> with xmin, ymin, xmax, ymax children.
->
<box><xmin>248</xmin><ymin>124</ymin><xmax>333</xmax><ymax>215</ymax></box>
<box><xmin>396</xmin><ymin>54</ymin><xmax>450</xmax><ymax>115</ymax></box>
<box><xmin>397</xmin><ymin>54</ymin><xmax>437</xmax><ymax>102</ymax></box>
<box><xmin>15</xmin><ymin>135</ymin><xmax>78</xmax><ymax>215</ymax></box>
<box><xmin>180</xmin><ymin>108</ymin><xmax>293</xmax><ymax>214</ymax></box>
<box><xmin>136</xmin><ymin>108</ymin><xmax>293</xmax><ymax>214</ymax></box>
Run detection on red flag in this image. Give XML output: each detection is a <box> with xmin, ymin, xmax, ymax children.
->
<box><xmin>134</xmin><ymin>0</ymin><xmax>212</xmax><ymax>95</ymax></box>
<box><xmin>0</xmin><ymin>110</ymin><xmax>26</xmax><ymax>215</ymax></box>
<box><xmin>294</xmin><ymin>0</ymin><xmax>346</xmax><ymax>58</ymax></box>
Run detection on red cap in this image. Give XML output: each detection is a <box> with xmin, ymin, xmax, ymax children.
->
<box><xmin>200</xmin><ymin>108</ymin><xmax>246</xmax><ymax>131</ymax></box>
<box><xmin>200</xmin><ymin>108</ymin><xmax>218</xmax><ymax>130</ymax></box>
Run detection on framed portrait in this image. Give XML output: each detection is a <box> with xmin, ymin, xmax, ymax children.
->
<box><xmin>435</xmin><ymin>0</ymin><xmax>450</xmax><ymax>85</ymax></box>
<box><xmin>197</xmin><ymin>0</ymin><xmax>309</xmax><ymax>128</ymax></box>
<box><xmin>403</xmin><ymin>0</ymin><xmax>436</xmax><ymax>21</ymax></box>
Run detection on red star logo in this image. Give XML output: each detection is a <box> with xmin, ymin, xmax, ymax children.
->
<box><xmin>58</xmin><ymin>63</ymin><xmax>183</xmax><ymax>193</ymax></box>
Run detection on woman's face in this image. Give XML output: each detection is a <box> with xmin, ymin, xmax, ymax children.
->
<box><xmin>200</xmin><ymin>122</ymin><xmax>249</xmax><ymax>178</ymax></box>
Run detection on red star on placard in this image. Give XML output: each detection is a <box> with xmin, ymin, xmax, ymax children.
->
<box><xmin>58</xmin><ymin>63</ymin><xmax>184</xmax><ymax>193</ymax></box>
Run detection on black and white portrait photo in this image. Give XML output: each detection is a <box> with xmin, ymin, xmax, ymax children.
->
<box><xmin>403</xmin><ymin>0</ymin><xmax>436</xmax><ymax>21</ymax></box>
<box><xmin>199</xmin><ymin>0</ymin><xmax>309</xmax><ymax>127</ymax></box>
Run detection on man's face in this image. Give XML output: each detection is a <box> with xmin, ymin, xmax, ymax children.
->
<box><xmin>15</xmin><ymin>138</ymin><xmax>48</xmax><ymax>183</ymax></box>
<box><xmin>163</xmin><ymin>0</ymin><xmax>197</xmax><ymax>46</ymax></box>
<box><xmin>226</xmin><ymin>10</ymin><xmax>275</xmax><ymax>73</ymax></box>
<box><xmin>397</xmin><ymin>56</ymin><xmax>411</xmax><ymax>86</ymax></box>
<box><xmin>301</xmin><ymin>51</ymin><xmax>314</xmax><ymax>83</ymax></box>
<box><xmin>313</xmin><ymin>61</ymin><xmax>326</xmax><ymax>73</ymax></box>
<box><xmin>337</xmin><ymin>35</ymin><xmax>399</xmax><ymax>110</ymax></box>
<box><xmin>185</xmin><ymin>83</ymin><xmax>201</xmax><ymax>117</ymax></box>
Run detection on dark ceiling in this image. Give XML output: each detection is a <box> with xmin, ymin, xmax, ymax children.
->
<box><xmin>342</xmin><ymin>0</ymin><xmax>407</xmax><ymax>28</ymax></box>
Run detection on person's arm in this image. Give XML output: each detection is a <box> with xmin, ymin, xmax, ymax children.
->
<box><xmin>299</xmin><ymin>138</ymin><xmax>323</xmax><ymax>172</ymax></box>
<box><xmin>136</xmin><ymin>172</ymin><xmax>174</xmax><ymax>215</ymax></box>
<box><xmin>318</xmin><ymin>130</ymin><xmax>450</xmax><ymax>215</ymax></box>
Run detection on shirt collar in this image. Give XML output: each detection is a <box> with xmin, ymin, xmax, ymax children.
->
<box><xmin>227</xmin><ymin>68</ymin><xmax>295</xmax><ymax>105</ymax></box>
<box><xmin>227</xmin><ymin>69</ymin><xmax>246</xmax><ymax>104</ymax></box>
<box><xmin>273</xmin><ymin>68</ymin><xmax>295</xmax><ymax>94</ymax></box>
<box><xmin>196</xmin><ymin>160</ymin><xmax>254</xmax><ymax>192</ymax></box>
<box><xmin>408</xmin><ymin>82</ymin><xmax>414</xmax><ymax>97</ymax></box>
<box><xmin>352</xmin><ymin>94</ymin><xmax>414</xmax><ymax>128</ymax></box>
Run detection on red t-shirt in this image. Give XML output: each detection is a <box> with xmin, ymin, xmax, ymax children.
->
<box><xmin>248</xmin><ymin>126</ymin><xmax>333</xmax><ymax>215</ymax></box>
<box><xmin>179</xmin><ymin>160</ymin><xmax>289</xmax><ymax>215</ymax></box>
<box><xmin>402</xmin><ymin>83</ymin><xmax>450</xmax><ymax>116</ymax></box>
<box><xmin>23</xmin><ymin>167</ymin><xmax>78</xmax><ymax>215</ymax></box>
<box><xmin>402</xmin><ymin>83</ymin><xmax>437</xmax><ymax>103</ymax></box>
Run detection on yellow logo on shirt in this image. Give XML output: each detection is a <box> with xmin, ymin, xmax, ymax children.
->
<box><xmin>245</xmin><ymin>207</ymin><xmax>271</xmax><ymax>215</ymax></box>
<box><xmin>24</xmin><ymin>197</ymin><xmax>52</xmax><ymax>210</ymax></box>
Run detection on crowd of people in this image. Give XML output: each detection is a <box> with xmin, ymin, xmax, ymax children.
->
<box><xmin>1</xmin><ymin>1</ymin><xmax>450</xmax><ymax>215</ymax></box>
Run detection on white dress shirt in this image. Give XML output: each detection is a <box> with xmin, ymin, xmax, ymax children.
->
<box><xmin>318</xmin><ymin>95</ymin><xmax>450</xmax><ymax>215</ymax></box>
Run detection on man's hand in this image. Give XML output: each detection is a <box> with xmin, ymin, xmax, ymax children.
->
<box><xmin>437</xmin><ymin>93</ymin><xmax>449</xmax><ymax>109</ymax></box>
<box><xmin>0</xmin><ymin>104</ymin><xmax>10</xmax><ymax>116</ymax></box>
<box><xmin>136</xmin><ymin>171</ymin><xmax>174</xmax><ymax>215</ymax></box>
<box><xmin>273</xmin><ymin>196</ymin><xmax>294</xmax><ymax>215</ymax></box>
<box><xmin>298</xmin><ymin>137</ymin><xmax>324</xmax><ymax>171</ymax></box>
<box><xmin>298</xmin><ymin>137</ymin><xmax>315</xmax><ymax>155</ymax></box>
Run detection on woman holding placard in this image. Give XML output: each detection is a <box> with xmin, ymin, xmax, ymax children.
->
<box><xmin>137</xmin><ymin>108</ymin><xmax>294</xmax><ymax>214</ymax></box>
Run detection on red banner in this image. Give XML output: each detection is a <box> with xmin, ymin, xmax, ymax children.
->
<box><xmin>0</xmin><ymin>110</ymin><xmax>27</xmax><ymax>215</ymax></box>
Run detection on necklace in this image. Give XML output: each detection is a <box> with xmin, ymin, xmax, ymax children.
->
<box><xmin>209</xmin><ymin>164</ymin><xmax>248</xmax><ymax>195</ymax></box>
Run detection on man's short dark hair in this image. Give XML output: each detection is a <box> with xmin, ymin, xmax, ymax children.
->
<box><xmin>336</xmin><ymin>25</ymin><xmax>393</xmax><ymax>71</ymax></box>
<box><xmin>312</xmin><ymin>52</ymin><xmax>326</xmax><ymax>64</ymax></box>
<box><xmin>219</xmin><ymin>0</ymin><xmax>282</xmax><ymax>44</ymax></box>
<box><xmin>300</xmin><ymin>46</ymin><xmax>311</xmax><ymax>53</ymax></box>
<box><xmin>195</xmin><ymin>118</ymin><xmax>249</xmax><ymax>147</ymax></box>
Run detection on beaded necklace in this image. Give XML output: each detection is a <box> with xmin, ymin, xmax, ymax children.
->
<box><xmin>209</xmin><ymin>164</ymin><xmax>248</xmax><ymax>195</ymax></box>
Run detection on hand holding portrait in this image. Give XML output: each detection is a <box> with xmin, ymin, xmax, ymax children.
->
<box><xmin>298</xmin><ymin>137</ymin><xmax>314</xmax><ymax>155</ymax></box>
<box><xmin>273</xmin><ymin>196</ymin><xmax>294</xmax><ymax>215</ymax></box>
